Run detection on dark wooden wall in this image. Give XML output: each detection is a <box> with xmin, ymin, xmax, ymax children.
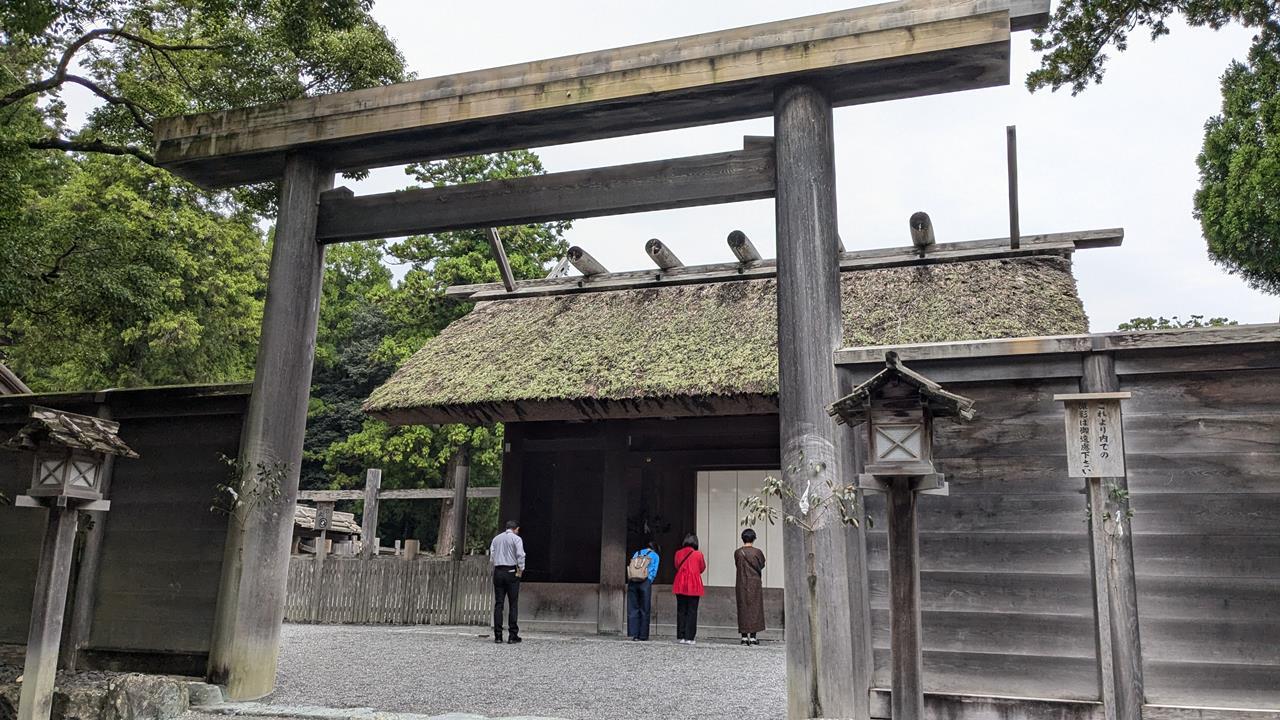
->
<box><xmin>1119</xmin><ymin>358</ymin><xmax>1280</xmax><ymax>708</ymax></box>
<box><xmin>0</xmin><ymin>385</ymin><xmax>248</xmax><ymax>675</ymax></box>
<box><xmin>845</xmin><ymin>339</ymin><xmax>1280</xmax><ymax>709</ymax></box>
<box><xmin>507</xmin><ymin>415</ymin><xmax>779</xmax><ymax>585</ymax></box>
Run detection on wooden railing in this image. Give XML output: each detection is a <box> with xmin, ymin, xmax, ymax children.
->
<box><xmin>284</xmin><ymin>554</ymin><xmax>491</xmax><ymax>625</ymax></box>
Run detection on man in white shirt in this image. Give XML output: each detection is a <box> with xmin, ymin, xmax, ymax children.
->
<box><xmin>489</xmin><ymin>520</ymin><xmax>525</xmax><ymax>644</ymax></box>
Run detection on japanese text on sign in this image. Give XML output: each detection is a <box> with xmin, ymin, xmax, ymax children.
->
<box><xmin>1061</xmin><ymin>399</ymin><xmax>1126</xmax><ymax>478</ymax></box>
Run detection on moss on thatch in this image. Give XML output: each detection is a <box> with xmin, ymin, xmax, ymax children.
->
<box><xmin>365</xmin><ymin>256</ymin><xmax>1087</xmax><ymax>420</ymax></box>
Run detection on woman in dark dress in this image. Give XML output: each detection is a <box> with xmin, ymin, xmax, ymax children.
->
<box><xmin>734</xmin><ymin>528</ymin><xmax>766</xmax><ymax>645</ymax></box>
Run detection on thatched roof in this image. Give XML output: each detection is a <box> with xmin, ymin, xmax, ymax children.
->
<box><xmin>366</xmin><ymin>256</ymin><xmax>1088</xmax><ymax>425</ymax></box>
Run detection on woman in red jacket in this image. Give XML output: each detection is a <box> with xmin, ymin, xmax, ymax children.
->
<box><xmin>672</xmin><ymin>533</ymin><xmax>707</xmax><ymax>644</ymax></box>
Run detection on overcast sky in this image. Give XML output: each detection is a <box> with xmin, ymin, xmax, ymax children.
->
<box><xmin>335</xmin><ymin>0</ymin><xmax>1273</xmax><ymax>331</ymax></box>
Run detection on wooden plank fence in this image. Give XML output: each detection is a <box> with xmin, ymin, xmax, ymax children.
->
<box><xmin>285</xmin><ymin>555</ymin><xmax>491</xmax><ymax>625</ymax></box>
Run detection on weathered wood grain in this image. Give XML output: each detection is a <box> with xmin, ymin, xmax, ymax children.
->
<box><xmin>835</xmin><ymin>323</ymin><xmax>1280</xmax><ymax>366</ymax></box>
<box><xmin>445</xmin><ymin>229</ymin><xmax>1119</xmax><ymax>301</ymax></box>
<box><xmin>206</xmin><ymin>154</ymin><xmax>333</xmax><ymax>701</ymax></box>
<box><xmin>872</xmin><ymin>648</ymin><xmax>1101</xmax><ymax>700</ymax></box>
<box><xmin>317</xmin><ymin>147</ymin><xmax>774</xmax><ymax>244</ymax></box>
<box><xmin>296</xmin><ymin>487</ymin><xmax>500</xmax><ymax>501</ymax></box>
<box><xmin>154</xmin><ymin>0</ymin><xmax>1045</xmax><ymax>186</ymax></box>
<box><xmin>888</xmin><ymin>480</ymin><xmax>925</xmax><ymax>720</ymax></box>
<box><xmin>360</xmin><ymin>469</ymin><xmax>381</xmax><ymax>559</ymax></box>
<box><xmin>869</xmin><ymin>691</ymin><xmax>1103</xmax><ymax>720</ymax></box>
<box><xmin>18</xmin><ymin>506</ymin><xmax>81</xmax><ymax>720</ymax></box>
<box><xmin>774</xmin><ymin>83</ymin><xmax>863</xmax><ymax>720</ymax></box>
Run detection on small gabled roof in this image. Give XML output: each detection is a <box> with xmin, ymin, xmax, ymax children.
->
<box><xmin>828</xmin><ymin>351</ymin><xmax>977</xmax><ymax>425</ymax></box>
<box><xmin>3</xmin><ymin>405</ymin><xmax>139</xmax><ymax>458</ymax></box>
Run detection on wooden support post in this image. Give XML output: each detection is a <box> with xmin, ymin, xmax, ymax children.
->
<box><xmin>887</xmin><ymin>478</ymin><xmax>925</xmax><ymax>720</ymax></box>
<box><xmin>774</xmin><ymin>83</ymin><xmax>862</xmax><ymax>720</ymax></box>
<box><xmin>1087</xmin><ymin>476</ymin><xmax>1118</xmax><ymax>720</ymax></box>
<box><xmin>597</xmin><ymin>425</ymin><xmax>628</xmax><ymax>635</ymax></box>
<box><xmin>360</xmin><ymin>469</ymin><xmax>381</xmax><ymax>559</ymax></box>
<box><xmin>309</xmin><ymin>501</ymin><xmax>333</xmax><ymax>622</ymax></box>
<box><xmin>61</xmin><ymin>403</ymin><xmax>117</xmax><ymax>671</ymax></box>
<box><xmin>18</xmin><ymin>506</ymin><xmax>81</xmax><ymax>720</ymax></box>
<box><xmin>1007</xmin><ymin>125</ymin><xmax>1020</xmax><ymax>250</ymax></box>
<box><xmin>838</xmin><ymin>369</ymin><xmax>876</xmax><ymax>713</ymax></box>
<box><xmin>207</xmin><ymin>152</ymin><xmax>333</xmax><ymax>700</ymax></box>
<box><xmin>1082</xmin><ymin>353</ymin><xmax>1144</xmax><ymax>720</ymax></box>
<box><xmin>450</xmin><ymin>448</ymin><xmax>470</xmax><ymax>563</ymax></box>
<box><xmin>500</xmin><ymin>424</ymin><xmax>524</xmax><ymax>530</ymax></box>
<box><xmin>485</xmin><ymin>228</ymin><xmax>517</xmax><ymax>292</ymax></box>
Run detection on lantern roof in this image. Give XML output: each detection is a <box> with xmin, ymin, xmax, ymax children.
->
<box><xmin>3</xmin><ymin>405</ymin><xmax>138</xmax><ymax>458</ymax></box>
<box><xmin>829</xmin><ymin>351</ymin><xmax>977</xmax><ymax>426</ymax></box>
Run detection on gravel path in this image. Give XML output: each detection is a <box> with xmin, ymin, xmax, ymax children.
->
<box><xmin>263</xmin><ymin>623</ymin><xmax>786</xmax><ymax>720</ymax></box>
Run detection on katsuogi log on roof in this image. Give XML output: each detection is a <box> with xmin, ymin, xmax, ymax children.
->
<box><xmin>364</xmin><ymin>256</ymin><xmax>1087</xmax><ymax>425</ymax></box>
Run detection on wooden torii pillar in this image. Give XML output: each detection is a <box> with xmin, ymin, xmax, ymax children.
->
<box><xmin>206</xmin><ymin>155</ymin><xmax>333</xmax><ymax>700</ymax></box>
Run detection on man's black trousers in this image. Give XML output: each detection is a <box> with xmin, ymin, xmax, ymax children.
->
<box><xmin>493</xmin><ymin>566</ymin><xmax>520</xmax><ymax>638</ymax></box>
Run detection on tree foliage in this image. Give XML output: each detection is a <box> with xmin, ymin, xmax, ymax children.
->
<box><xmin>2</xmin><ymin>0</ymin><xmax>406</xmax><ymax>169</ymax></box>
<box><xmin>1027</xmin><ymin>0</ymin><xmax>1280</xmax><ymax>294</ymax></box>
<box><xmin>1194</xmin><ymin>27</ymin><xmax>1280</xmax><ymax>294</ymax></box>
<box><xmin>301</xmin><ymin>151</ymin><xmax>569</xmax><ymax>551</ymax></box>
<box><xmin>1116</xmin><ymin>314</ymin><xmax>1237</xmax><ymax>330</ymax></box>
<box><xmin>1026</xmin><ymin>0</ymin><xmax>1274</xmax><ymax>94</ymax></box>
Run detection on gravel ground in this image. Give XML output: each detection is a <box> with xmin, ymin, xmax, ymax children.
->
<box><xmin>263</xmin><ymin>623</ymin><xmax>786</xmax><ymax>720</ymax></box>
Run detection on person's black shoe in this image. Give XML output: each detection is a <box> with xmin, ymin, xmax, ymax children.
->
<box><xmin>507</xmin><ymin>635</ymin><xmax>523</xmax><ymax>644</ymax></box>
<box><xmin>494</xmin><ymin>635</ymin><xmax>504</xmax><ymax>644</ymax></box>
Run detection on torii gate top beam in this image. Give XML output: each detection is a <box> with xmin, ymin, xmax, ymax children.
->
<box><xmin>154</xmin><ymin>0</ymin><xmax>1047</xmax><ymax>188</ymax></box>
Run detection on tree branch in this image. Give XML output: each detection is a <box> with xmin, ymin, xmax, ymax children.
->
<box><xmin>0</xmin><ymin>27</ymin><xmax>224</xmax><ymax>113</ymax></box>
<box><xmin>25</xmin><ymin>137</ymin><xmax>156</xmax><ymax>165</ymax></box>
<box><xmin>63</xmin><ymin>74</ymin><xmax>154</xmax><ymax>131</ymax></box>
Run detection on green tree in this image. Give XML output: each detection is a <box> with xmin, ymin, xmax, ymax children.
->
<box><xmin>1194</xmin><ymin>28</ymin><xmax>1280</xmax><ymax>294</ymax></box>
<box><xmin>1026</xmin><ymin>0</ymin><xmax>1280</xmax><ymax>293</ymax></box>
<box><xmin>0</xmin><ymin>0</ymin><xmax>408</xmax><ymax>387</ymax></box>
<box><xmin>301</xmin><ymin>151</ymin><xmax>569</xmax><ymax>551</ymax></box>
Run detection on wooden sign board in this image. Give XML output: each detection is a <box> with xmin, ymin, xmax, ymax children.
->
<box><xmin>1053</xmin><ymin>392</ymin><xmax>1130</xmax><ymax>478</ymax></box>
<box><xmin>314</xmin><ymin>502</ymin><xmax>334</xmax><ymax>532</ymax></box>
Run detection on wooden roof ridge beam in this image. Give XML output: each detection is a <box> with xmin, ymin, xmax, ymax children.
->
<box><xmin>646</xmin><ymin>238</ymin><xmax>683</xmax><ymax>270</ymax></box>
<box><xmin>444</xmin><ymin>228</ymin><xmax>1123</xmax><ymax>301</ymax></box>
<box><xmin>154</xmin><ymin>0</ymin><xmax>1047</xmax><ymax>188</ymax></box>
<box><xmin>315</xmin><ymin>143</ymin><xmax>775</xmax><ymax>244</ymax></box>
<box><xmin>568</xmin><ymin>246</ymin><xmax>608</xmax><ymax>276</ymax></box>
<box><xmin>728</xmin><ymin>230</ymin><xmax>763</xmax><ymax>263</ymax></box>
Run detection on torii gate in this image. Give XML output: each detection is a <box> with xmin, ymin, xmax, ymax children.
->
<box><xmin>153</xmin><ymin>0</ymin><xmax>1054</xmax><ymax>716</ymax></box>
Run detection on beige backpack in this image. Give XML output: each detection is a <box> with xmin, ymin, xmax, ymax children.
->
<box><xmin>626</xmin><ymin>553</ymin><xmax>651</xmax><ymax>583</ymax></box>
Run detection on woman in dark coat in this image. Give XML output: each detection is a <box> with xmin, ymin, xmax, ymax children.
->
<box><xmin>734</xmin><ymin>528</ymin><xmax>766</xmax><ymax>645</ymax></box>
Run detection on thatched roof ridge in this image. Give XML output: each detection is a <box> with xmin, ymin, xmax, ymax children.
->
<box><xmin>366</xmin><ymin>256</ymin><xmax>1088</xmax><ymax>424</ymax></box>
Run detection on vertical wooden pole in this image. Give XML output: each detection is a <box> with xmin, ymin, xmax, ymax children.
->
<box><xmin>1082</xmin><ymin>353</ymin><xmax>1144</xmax><ymax>720</ymax></box>
<box><xmin>18</xmin><ymin>506</ymin><xmax>81</xmax><ymax>720</ymax></box>
<box><xmin>838</xmin><ymin>369</ymin><xmax>876</xmax><ymax>712</ymax></box>
<box><xmin>597</xmin><ymin>424</ymin><xmax>628</xmax><ymax>635</ymax></box>
<box><xmin>360</xmin><ymin>469</ymin><xmax>381</xmax><ymax>559</ymax></box>
<box><xmin>450</xmin><ymin>448</ymin><xmax>470</xmax><ymax>563</ymax></box>
<box><xmin>887</xmin><ymin>479</ymin><xmax>924</xmax><ymax>720</ymax></box>
<box><xmin>61</xmin><ymin>401</ymin><xmax>116</xmax><ymax>671</ymax></box>
<box><xmin>207</xmin><ymin>152</ymin><xmax>333</xmax><ymax>700</ymax></box>
<box><xmin>499</xmin><ymin>424</ymin><xmax>524</xmax><ymax>531</ymax></box>
<box><xmin>309</xmin><ymin>502</ymin><xmax>333</xmax><ymax>623</ymax></box>
<box><xmin>1007</xmin><ymin>125</ymin><xmax>1020</xmax><ymax>250</ymax></box>
<box><xmin>447</xmin><ymin>448</ymin><xmax>469</xmax><ymax>625</ymax></box>
<box><xmin>774</xmin><ymin>82</ymin><xmax>860</xmax><ymax>720</ymax></box>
